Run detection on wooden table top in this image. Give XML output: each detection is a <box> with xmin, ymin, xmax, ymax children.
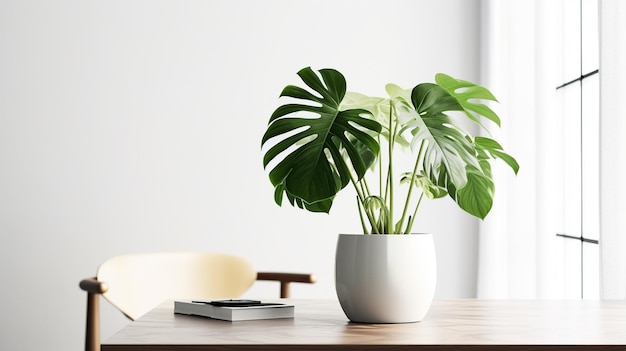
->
<box><xmin>102</xmin><ymin>299</ymin><xmax>626</xmax><ymax>350</ymax></box>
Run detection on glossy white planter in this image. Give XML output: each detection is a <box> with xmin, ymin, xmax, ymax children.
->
<box><xmin>335</xmin><ymin>233</ymin><xmax>436</xmax><ymax>323</ymax></box>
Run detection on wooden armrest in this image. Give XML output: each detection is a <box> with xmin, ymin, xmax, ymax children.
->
<box><xmin>256</xmin><ymin>272</ymin><xmax>316</xmax><ymax>298</ymax></box>
<box><xmin>257</xmin><ymin>272</ymin><xmax>317</xmax><ymax>284</ymax></box>
<box><xmin>79</xmin><ymin>277</ymin><xmax>109</xmax><ymax>294</ymax></box>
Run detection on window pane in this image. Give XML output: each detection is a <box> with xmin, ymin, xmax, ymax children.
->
<box><xmin>562</xmin><ymin>0</ymin><xmax>581</xmax><ymax>80</ymax></box>
<box><xmin>581</xmin><ymin>0</ymin><xmax>599</xmax><ymax>74</ymax></box>
<box><xmin>582</xmin><ymin>242</ymin><xmax>599</xmax><ymax>299</ymax></box>
<box><xmin>557</xmin><ymin>83</ymin><xmax>581</xmax><ymax>237</ymax></box>
<box><xmin>562</xmin><ymin>238</ymin><xmax>582</xmax><ymax>297</ymax></box>
<box><xmin>581</xmin><ymin>74</ymin><xmax>599</xmax><ymax>241</ymax></box>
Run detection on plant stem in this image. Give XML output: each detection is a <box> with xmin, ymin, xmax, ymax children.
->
<box><xmin>359</xmin><ymin>180</ymin><xmax>382</xmax><ymax>233</ymax></box>
<box><xmin>361</xmin><ymin>177</ymin><xmax>372</xmax><ymax>200</ymax></box>
<box><xmin>386</xmin><ymin>102</ymin><xmax>396</xmax><ymax>234</ymax></box>
<box><xmin>378</xmin><ymin>134</ymin><xmax>383</xmax><ymax>199</ymax></box>
<box><xmin>405</xmin><ymin>192</ymin><xmax>425</xmax><ymax>234</ymax></box>
<box><xmin>349</xmin><ymin>173</ymin><xmax>377</xmax><ymax>234</ymax></box>
<box><xmin>398</xmin><ymin>140</ymin><xmax>426</xmax><ymax>233</ymax></box>
<box><xmin>356</xmin><ymin>197</ymin><xmax>368</xmax><ymax>234</ymax></box>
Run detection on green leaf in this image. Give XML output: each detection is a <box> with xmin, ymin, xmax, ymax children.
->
<box><xmin>406</xmin><ymin>83</ymin><xmax>479</xmax><ymax>190</ymax></box>
<box><xmin>412</xmin><ymin>83</ymin><xmax>464</xmax><ymax>115</ymax></box>
<box><xmin>340</xmin><ymin>87</ymin><xmax>413</xmax><ymax>149</ymax></box>
<box><xmin>403</xmin><ymin>77</ymin><xmax>514</xmax><ymax>220</ymax></box>
<box><xmin>475</xmin><ymin>136</ymin><xmax>519</xmax><ymax>174</ymax></box>
<box><xmin>455</xmin><ymin>163</ymin><xmax>495</xmax><ymax>219</ymax></box>
<box><xmin>262</xmin><ymin>67</ymin><xmax>381</xmax><ymax>211</ymax></box>
<box><xmin>300</xmin><ymin>197</ymin><xmax>333</xmax><ymax>213</ymax></box>
<box><xmin>273</xmin><ymin>181</ymin><xmax>286</xmax><ymax>206</ymax></box>
<box><xmin>343</xmin><ymin>133</ymin><xmax>377</xmax><ymax>172</ymax></box>
<box><xmin>279</xmin><ymin>185</ymin><xmax>334</xmax><ymax>213</ymax></box>
<box><xmin>340</xmin><ymin>92</ymin><xmax>388</xmax><ymax>126</ymax></box>
<box><xmin>435</xmin><ymin>73</ymin><xmax>501</xmax><ymax>127</ymax></box>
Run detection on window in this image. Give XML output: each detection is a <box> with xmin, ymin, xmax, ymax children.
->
<box><xmin>555</xmin><ymin>0</ymin><xmax>599</xmax><ymax>299</ymax></box>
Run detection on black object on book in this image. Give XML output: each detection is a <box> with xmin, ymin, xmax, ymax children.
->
<box><xmin>174</xmin><ymin>299</ymin><xmax>294</xmax><ymax>321</ymax></box>
<box><xmin>203</xmin><ymin>299</ymin><xmax>275</xmax><ymax>307</ymax></box>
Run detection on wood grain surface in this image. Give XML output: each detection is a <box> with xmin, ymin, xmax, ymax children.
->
<box><xmin>102</xmin><ymin>299</ymin><xmax>626</xmax><ymax>350</ymax></box>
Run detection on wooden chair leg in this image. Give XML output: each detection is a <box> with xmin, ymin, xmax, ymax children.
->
<box><xmin>85</xmin><ymin>292</ymin><xmax>100</xmax><ymax>351</ymax></box>
<box><xmin>280</xmin><ymin>282</ymin><xmax>290</xmax><ymax>298</ymax></box>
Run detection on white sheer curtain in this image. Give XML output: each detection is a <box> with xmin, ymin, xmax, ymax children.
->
<box><xmin>599</xmin><ymin>0</ymin><xmax>626</xmax><ymax>299</ymax></box>
<box><xmin>477</xmin><ymin>0</ymin><xmax>565</xmax><ymax>298</ymax></box>
<box><xmin>479</xmin><ymin>0</ymin><xmax>626</xmax><ymax>299</ymax></box>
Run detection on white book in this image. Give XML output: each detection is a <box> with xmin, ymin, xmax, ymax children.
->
<box><xmin>174</xmin><ymin>299</ymin><xmax>294</xmax><ymax>322</ymax></box>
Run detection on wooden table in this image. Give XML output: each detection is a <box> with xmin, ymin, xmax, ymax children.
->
<box><xmin>102</xmin><ymin>299</ymin><xmax>626</xmax><ymax>350</ymax></box>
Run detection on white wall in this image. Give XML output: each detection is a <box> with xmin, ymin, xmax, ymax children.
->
<box><xmin>0</xmin><ymin>0</ymin><xmax>481</xmax><ymax>350</ymax></box>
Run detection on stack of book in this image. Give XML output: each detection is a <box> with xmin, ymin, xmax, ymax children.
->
<box><xmin>174</xmin><ymin>299</ymin><xmax>294</xmax><ymax>322</ymax></box>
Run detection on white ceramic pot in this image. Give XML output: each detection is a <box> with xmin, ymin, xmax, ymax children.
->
<box><xmin>335</xmin><ymin>233</ymin><xmax>436</xmax><ymax>323</ymax></box>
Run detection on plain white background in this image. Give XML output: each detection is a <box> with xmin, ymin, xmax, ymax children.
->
<box><xmin>0</xmin><ymin>1</ymin><xmax>483</xmax><ymax>350</ymax></box>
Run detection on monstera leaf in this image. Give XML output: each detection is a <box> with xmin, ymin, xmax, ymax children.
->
<box><xmin>262</xmin><ymin>67</ymin><xmax>382</xmax><ymax>212</ymax></box>
<box><xmin>340</xmin><ymin>84</ymin><xmax>413</xmax><ymax>148</ymax></box>
<box><xmin>435</xmin><ymin>73</ymin><xmax>501</xmax><ymax>128</ymax></box>
<box><xmin>404</xmin><ymin>82</ymin><xmax>509</xmax><ymax>219</ymax></box>
<box><xmin>406</xmin><ymin>83</ymin><xmax>479</xmax><ymax>190</ymax></box>
<box><xmin>452</xmin><ymin>136</ymin><xmax>518</xmax><ymax>219</ymax></box>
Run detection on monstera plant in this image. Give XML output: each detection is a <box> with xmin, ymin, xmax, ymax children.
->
<box><xmin>261</xmin><ymin>67</ymin><xmax>518</xmax><ymax>234</ymax></box>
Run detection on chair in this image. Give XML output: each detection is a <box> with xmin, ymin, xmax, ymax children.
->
<box><xmin>79</xmin><ymin>252</ymin><xmax>316</xmax><ymax>351</ymax></box>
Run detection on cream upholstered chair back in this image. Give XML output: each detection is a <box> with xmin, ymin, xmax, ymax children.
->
<box><xmin>97</xmin><ymin>252</ymin><xmax>257</xmax><ymax>320</ymax></box>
